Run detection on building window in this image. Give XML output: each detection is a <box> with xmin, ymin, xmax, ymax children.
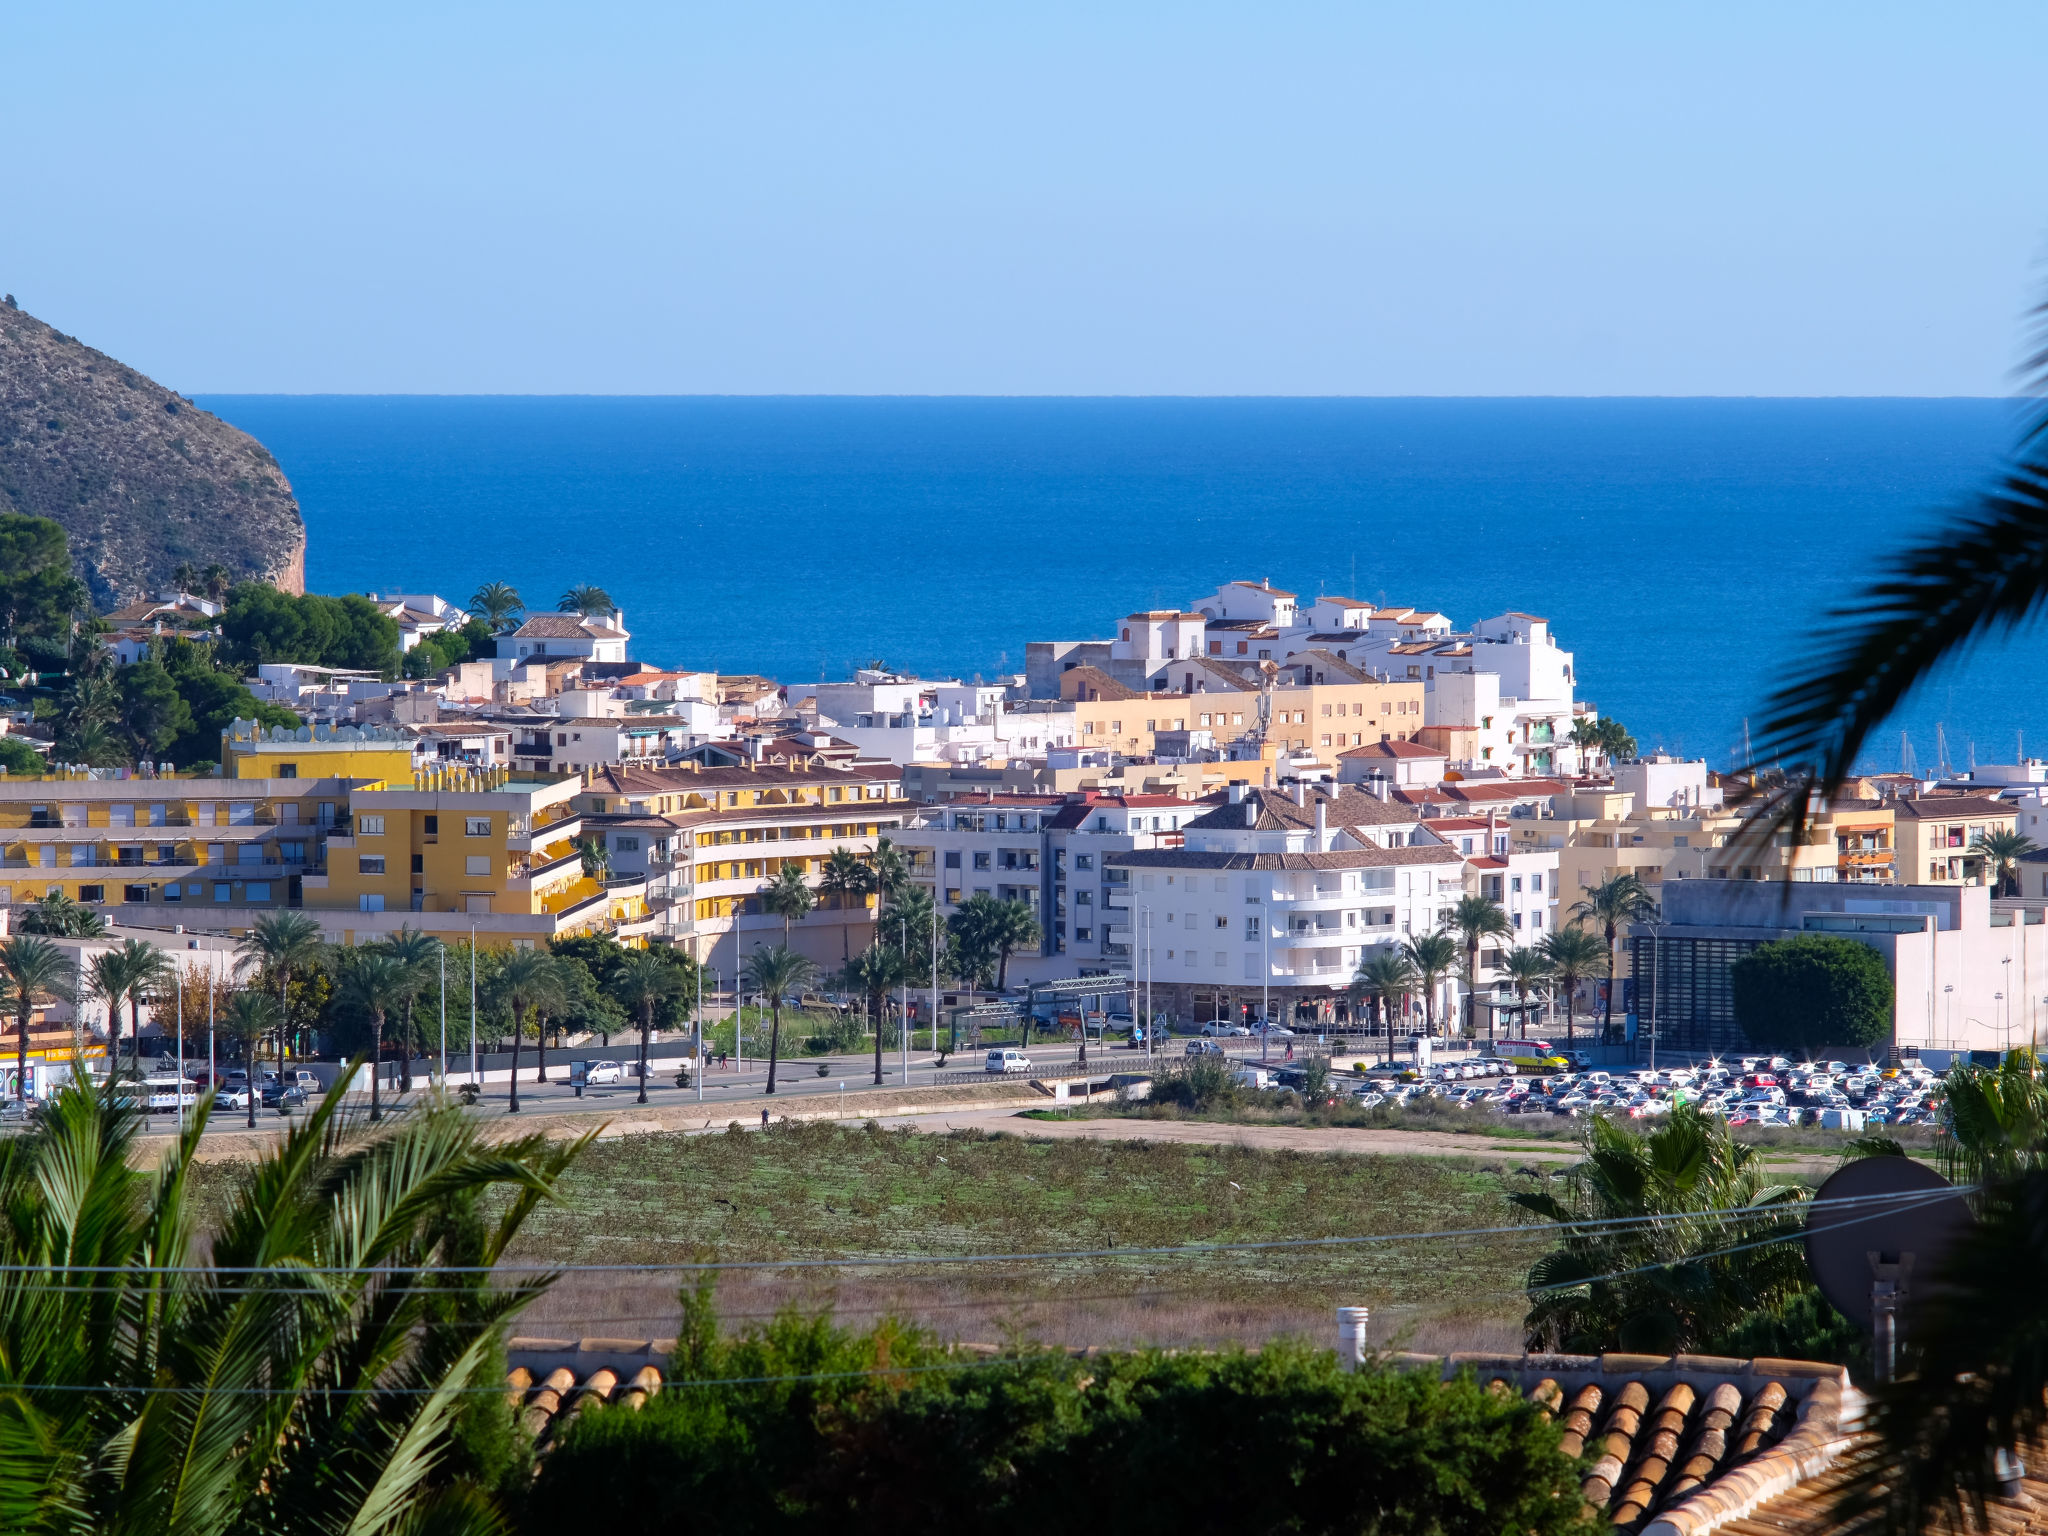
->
<box><xmin>465</xmin><ymin>816</ymin><xmax>491</xmax><ymax>836</ymax></box>
<box><xmin>246</xmin><ymin>882</ymin><xmax>271</xmax><ymax>902</ymax></box>
<box><xmin>277</xmin><ymin>763</ymin><xmax>297</xmax><ymax>779</ymax></box>
<box><xmin>616</xmin><ymin>836</ymin><xmax>640</xmax><ymax>852</ymax></box>
<box><xmin>466</xmin><ymin>856</ymin><xmax>490</xmax><ymax>876</ymax></box>
<box><xmin>358</xmin><ymin>816</ymin><xmax>385</xmax><ymax>836</ymax></box>
<box><xmin>973</xmin><ymin>851</ymin><xmax>991</xmax><ymax>870</ymax></box>
<box><xmin>409</xmin><ymin>855</ymin><xmax>425</xmax><ymax>874</ymax></box>
<box><xmin>359</xmin><ymin>893</ymin><xmax>385</xmax><ymax>913</ymax></box>
<box><xmin>423</xmin><ymin>815</ymin><xmax>439</xmax><ymax>836</ymax></box>
<box><xmin>213</xmin><ymin>883</ymin><xmax>232</xmax><ymax>902</ymax></box>
<box><xmin>359</xmin><ymin>856</ymin><xmax>386</xmax><ymax>875</ymax></box>
<box><xmin>76</xmin><ymin>884</ymin><xmax>105</xmax><ymax>904</ymax></box>
<box><xmin>943</xmin><ymin>850</ymin><xmax>960</xmax><ymax>868</ymax></box>
<box><xmin>124</xmin><ymin>884</ymin><xmax>149</xmax><ymax>903</ymax></box>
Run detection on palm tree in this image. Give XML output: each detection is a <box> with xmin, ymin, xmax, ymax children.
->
<box><xmin>331</xmin><ymin>949</ymin><xmax>412</xmax><ymax>1122</ymax></box>
<box><xmin>1512</xmin><ymin>1104</ymin><xmax>1808</xmax><ymax>1354</ymax></box>
<box><xmin>758</xmin><ymin>863</ymin><xmax>816</xmax><ymax>943</ymax></box>
<box><xmin>610</xmin><ymin>948</ymin><xmax>683</xmax><ymax>1105</ymax></box>
<box><xmin>743</xmin><ymin>944</ymin><xmax>818</xmax><ymax>1095</ymax></box>
<box><xmin>866</xmin><ymin>836</ymin><xmax>911</xmax><ymax>930</ymax></box>
<box><xmin>469</xmin><ymin>580</ymin><xmax>524</xmax><ymax>633</ymax></box>
<box><xmin>1500</xmin><ymin>946</ymin><xmax>1554</xmax><ymax>1037</ymax></box>
<box><xmin>1445</xmin><ymin>893</ymin><xmax>1513</xmax><ymax>1040</ymax></box>
<box><xmin>1538</xmin><ymin>924</ymin><xmax>1607</xmax><ymax>1047</ymax></box>
<box><xmin>492</xmin><ymin>946</ymin><xmax>564</xmax><ymax>1114</ymax></box>
<box><xmin>1570</xmin><ymin>872</ymin><xmax>1658</xmax><ymax>1043</ymax></box>
<box><xmin>0</xmin><ymin>936</ymin><xmax>74</xmax><ymax>1101</ymax></box>
<box><xmin>556</xmin><ymin>584</ymin><xmax>615</xmax><ymax>618</ymax></box>
<box><xmin>200</xmin><ymin>561</ymin><xmax>231</xmax><ymax>600</ymax></box>
<box><xmin>985</xmin><ymin>897</ymin><xmax>1042</xmax><ymax>992</ymax></box>
<box><xmin>1351</xmin><ymin>949</ymin><xmax>1419</xmax><ymax>1045</ymax></box>
<box><xmin>379</xmin><ymin>925</ymin><xmax>443</xmax><ymax>1092</ymax></box>
<box><xmin>18</xmin><ymin>891</ymin><xmax>106</xmax><ymax>938</ymax></box>
<box><xmin>1403</xmin><ymin>932</ymin><xmax>1459</xmax><ymax>1037</ymax></box>
<box><xmin>85</xmin><ymin>947</ymin><xmax>136</xmax><ymax>1068</ymax></box>
<box><xmin>1976</xmin><ymin>826</ymin><xmax>2037</xmax><ymax>897</ymax></box>
<box><xmin>0</xmin><ymin>1073</ymin><xmax>581</xmax><ymax>1534</ymax></box>
<box><xmin>946</xmin><ymin>892</ymin><xmax>1002</xmax><ymax>990</ymax></box>
<box><xmin>221</xmin><ymin>990</ymin><xmax>281</xmax><ymax>1128</ymax></box>
<box><xmin>576</xmin><ymin>836</ymin><xmax>612</xmax><ymax>884</ymax></box>
<box><xmin>843</xmin><ymin>941</ymin><xmax>908</xmax><ymax>1087</ymax></box>
<box><xmin>819</xmin><ymin>846</ymin><xmax>872</xmax><ymax>960</ymax></box>
<box><xmin>85</xmin><ymin>936</ymin><xmax>169</xmax><ymax>1071</ymax></box>
<box><xmin>171</xmin><ymin>559</ymin><xmax>198</xmax><ymax>593</ymax></box>
<box><xmin>237</xmin><ymin>911</ymin><xmax>325</xmax><ymax>1067</ymax></box>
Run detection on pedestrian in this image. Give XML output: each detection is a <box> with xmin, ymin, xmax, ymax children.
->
<box><xmin>760</xmin><ymin>1107</ymin><xmax>769</xmax><ymax>1129</ymax></box>
<box><xmin>1285</xmin><ymin>1042</ymin><xmax>1294</xmax><ymax>1060</ymax></box>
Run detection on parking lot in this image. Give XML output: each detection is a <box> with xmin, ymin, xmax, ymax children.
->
<box><xmin>1350</xmin><ymin>1053</ymin><xmax>1948</xmax><ymax>1128</ymax></box>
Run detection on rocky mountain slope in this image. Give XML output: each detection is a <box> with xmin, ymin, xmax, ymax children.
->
<box><xmin>0</xmin><ymin>297</ymin><xmax>306</xmax><ymax>608</ymax></box>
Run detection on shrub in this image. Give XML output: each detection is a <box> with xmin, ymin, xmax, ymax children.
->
<box><xmin>528</xmin><ymin>1308</ymin><xmax>1598</xmax><ymax>1536</ymax></box>
<box><xmin>1150</xmin><ymin>1052</ymin><xmax>1242</xmax><ymax>1111</ymax></box>
<box><xmin>1729</xmin><ymin>934</ymin><xmax>1893</xmax><ymax>1049</ymax></box>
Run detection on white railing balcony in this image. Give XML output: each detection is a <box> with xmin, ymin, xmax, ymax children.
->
<box><xmin>1265</xmin><ymin>888</ymin><xmax>1351</xmax><ymax>911</ymax></box>
<box><xmin>1280</xmin><ymin>927</ymin><xmax>1352</xmax><ymax>949</ymax></box>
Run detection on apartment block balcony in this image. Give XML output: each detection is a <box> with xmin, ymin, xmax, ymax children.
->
<box><xmin>1278</xmin><ymin>924</ymin><xmax>1352</xmax><ymax>949</ymax></box>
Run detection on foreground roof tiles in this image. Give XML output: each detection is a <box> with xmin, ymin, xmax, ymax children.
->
<box><xmin>506</xmin><ymin>1336</ymin><xmax>1856</xmax><ymax>1528</ymax></box>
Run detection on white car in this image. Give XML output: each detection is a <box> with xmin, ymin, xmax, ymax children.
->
<box><xmin>582</xmin><ymin>1060</ymin><xmax>624</xmax><ymax>1085</ymax></box>
<box><xmin>213</xmin><ymin>1085</ymin><xmax>253</xmax><ymax>1110</ymax></box>
<box><xmin>985</xmin><ymin>1049</ymin><xmax>1033</xmax><ymax>1074</ymax></box>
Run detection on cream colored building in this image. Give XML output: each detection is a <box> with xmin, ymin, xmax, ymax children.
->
<box><xmin>1890</xmin><ymin>795</ymin><xmax>2018</xmax><ymax>886</ymax></box>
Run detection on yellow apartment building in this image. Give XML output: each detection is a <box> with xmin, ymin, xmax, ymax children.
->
<box><xmin>0</xmin><ymin>772</ymin><xmax>346</xmax><ymax>913</ymax></box>
<box><xmin>1061</xmin><ymin>659</ymin><xmax>1425</xmax><ymax>766</ymax></box>
<box><xmin>575</xmin><ymin>759</ymin><xmax>913</xmax><ymax>974</ymax></box>
<box><xmin>0</xmin><ymin>720</ymin><xmax>650</xmax><ymax>947</ymax></box>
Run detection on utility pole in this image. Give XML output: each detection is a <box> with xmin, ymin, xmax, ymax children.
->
<box><xmin>468</xmin><ymin>925</ymin><xmax>478</xmax><ymax>1091</ymax></box>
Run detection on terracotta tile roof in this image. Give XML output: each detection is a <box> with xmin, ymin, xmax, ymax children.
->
<box><xmin>1180</xmin><ymin>786</ymin><xmax>1421</xmax><ymax>835</ymax></box>
<box><xmin>1339</xmin><ymin>738</ymin><xmax>1448</xmax><ymax>760</ymax></box>
<box><xmin>1109</xmin><ymin>843</ymin><xmax>1458</xmax><ymax>871</ymax></box>
<box><xmin>511</xmin><ymin>617</ymin><xmax>625</xmax><ymax>643</ymax></box>
<box><xmin>502</xmin><ymin>1336</ymin><xmax>1854</xmax><ymax>1524</ymax></box>
<box><xmin>1892</xmin><ymin>796</ymin><xmax>2015</xmax><ymax>820</ymax></box>
<box><xmin>1228</xmin><ymin>580</ymin><xmax>1297</xmax><ymax>597</ymax></box>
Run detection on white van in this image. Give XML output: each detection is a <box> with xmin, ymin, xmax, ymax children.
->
<box><xmin>985</xmin><ymin>1049</ymin><xmax>1033</xmax><ymax>1075</ymax></box>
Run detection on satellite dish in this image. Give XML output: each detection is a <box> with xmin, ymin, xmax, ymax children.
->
<box><xmin>1804</xmin><ymin>1156</ymin><xmax>1971</xmax><ymax>1326</ymax></box>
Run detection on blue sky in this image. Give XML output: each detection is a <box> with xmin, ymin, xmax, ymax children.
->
<box><xmin>7</xmin><ymin>3</ymin><xmax>2046</xmax><ymax>394</ymax></box>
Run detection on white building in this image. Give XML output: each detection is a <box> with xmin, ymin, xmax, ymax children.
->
<box><xmin>895</xmin><ymin>792</ymin><xmax>1198</xmax><ymax>983</ymax></box>
<box><xmin>363</xmin><ymin>593</ymin><xmax>469</xmax><ymax>653</ymax></box>
<box><xmin>1106</xmin><ymin>784</ymin><xmax>1473</xmax><ymax>1028</ymax></box>
<box><xmin>506</xmin><ymin>612</ymin><xmax>631</xmax><ymax>665</ymax></box>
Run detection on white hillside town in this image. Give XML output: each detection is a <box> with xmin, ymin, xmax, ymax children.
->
<box><xmin>22</xmin><ymin>570</ymin><xmax>2048</xmax><ymax>1062</ymax></box>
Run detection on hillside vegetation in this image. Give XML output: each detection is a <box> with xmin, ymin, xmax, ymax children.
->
<box><xmin>0</xmin><ymin>296</ymin><xmax>305</xmax><ymax>606</ymax></box>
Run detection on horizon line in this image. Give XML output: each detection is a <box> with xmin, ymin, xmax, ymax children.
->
<box><xmin>189</xmin><ymin>391</ymin><xmax>2012</xmax><ymax>403</ymax></box>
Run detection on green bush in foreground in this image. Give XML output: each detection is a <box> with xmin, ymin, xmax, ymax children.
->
<box><xmin>529</xmin><ymin>1295</ymin><xmax>1598</xmax><ymax>1536</ymax></box>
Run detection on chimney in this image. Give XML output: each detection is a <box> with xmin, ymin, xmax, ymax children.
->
<box><xmin>1315</xmin><ymin>796</ymin><xmax>1327</xmax><ymax>848</ymax></box>
<box><xmin>1228</xmin><ymin>783</ymin><xmax>1247</xmax><ymax>805</ymax></box>
<box><xmin>1245</xmin><ymin>799</ymin><xmax>1257</xmax><ymax>828</ymax></box>
<box><xmin>1292</xmin><ymin>781</ymin><xmax>1307</xmax><ymax>808</ymax></box>
<box><xmin>1487</xmin><ymin>806</ymin><xmax>1499</xmax><ymax>854</ymax></box>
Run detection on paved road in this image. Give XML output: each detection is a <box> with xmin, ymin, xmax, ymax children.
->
<box><xmin>124</xmin><ymin>1040</ymin><xmax>1201</xmax><ymax>1140</ymax></box>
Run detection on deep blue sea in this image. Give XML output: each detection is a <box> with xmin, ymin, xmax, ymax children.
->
<box><xmin>195</xmin><ymin>396</ymin><xmax>2037</xmax><ymax>774</ymax></box>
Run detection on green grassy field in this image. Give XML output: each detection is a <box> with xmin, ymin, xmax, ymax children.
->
<box><xmin>184</xmin><ymin>1119</ymin><xmax>1553</xmax><ymax>1351</ymax></box>
<box><xmin>499</xmin><ymin>1122</ymin><xmax>1546</xmax><ymax>1350</ymax></box>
